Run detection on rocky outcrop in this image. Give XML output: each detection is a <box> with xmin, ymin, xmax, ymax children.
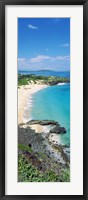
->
<box><xmin>26</xmin><ymin>120</ymin><xmax>59</xmax><ymax>126</ymax></box>
<box><xmin>25</xmin><ymin>120</ymin><xmax>66</xmax><ymax>134</ymax></box>
<box><xmin>48</xmin><ymin>80</ymin><xmax>70</xmax><ymax>86</ymax></box>
<box><xmin>50</xmin><ymin>125</ymin><xmax>66</xmax><ymax>134</ymax></box>
<box><xmin>18</xmin><ymin>120</ymin><xmax>70</xmax><ymax>175</ymax></box>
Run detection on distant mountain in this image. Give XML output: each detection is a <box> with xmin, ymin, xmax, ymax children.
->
<box><xmin>18</xmin><ymin>69</ymin><xmax>70</xmax><ymax>73</ymax></box>
<box><xmin>18</xmin><ymin>70</ymin><xmax>70</xmax><ymax>78</ymax></box>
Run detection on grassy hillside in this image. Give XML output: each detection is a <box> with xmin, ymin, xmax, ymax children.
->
<box><xmin>18</xmin><ymin>74</ymin><xmax>70</xmax><ymax>86</ymax></box>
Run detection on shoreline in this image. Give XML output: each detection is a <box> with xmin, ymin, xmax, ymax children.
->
<box><xmin>18</xmin><ymin>81</ymin><xmax>70</xmax><ymax>180</ymax></box>
<box><xmin>18</xmin><ymin>81</ymin><xmax>69</xmax><ymax>145</ymax></box>
<box><xmin>18</xmin><ymin>83</ymin><xmax>48</xmax><ymax>124</ymax></box>
<box><xmin>18</xmin><ymin>122</ymin><xmax>70</xmax><ymax>182</ymax></box>
<box><xmin>18</xmin><ymin>83</ymin><xmax>62</xmax><ymax>145</ymax></box>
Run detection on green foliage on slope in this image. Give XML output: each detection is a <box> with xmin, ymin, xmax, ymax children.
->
<box><xmin>18</xmin><ymin>74</ymin><xmax>70</xmax><ymax>86</ymax></box>
<box><xmin>18</xmin><ymin>154</ymin><xmax>70</xmax><ymax>182</ymax></box>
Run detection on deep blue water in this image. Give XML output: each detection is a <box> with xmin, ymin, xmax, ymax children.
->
<box><xmin>31</xmin><ymin>83</ymin><xmax>70</xmax><ymax>145</ymax></box>
<box><xmin>18</xmin><ymin>70</ymin><xmax>70</xmax><ymax>78</ymax></box>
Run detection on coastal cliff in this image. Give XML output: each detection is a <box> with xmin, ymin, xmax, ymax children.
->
<box><xmin>18</xmin><ymin>74</ymin><xmax>70</xmax><ymax>182</ymax></box>
<box><xmin>18</xmin><ymin>120</ymin><xmax>70</xmax><ymax>182</ymax></box>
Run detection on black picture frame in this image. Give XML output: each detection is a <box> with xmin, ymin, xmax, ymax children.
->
<box><xmin>0</xmin><ymin>0</ymin><xmax>88</xmax><ymax>199</ymax></box>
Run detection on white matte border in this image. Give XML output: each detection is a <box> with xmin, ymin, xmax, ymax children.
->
<box><xmin>5</xmin><ymin>5</ymin><xmax>83</xmax><ymax>195</ymax></box>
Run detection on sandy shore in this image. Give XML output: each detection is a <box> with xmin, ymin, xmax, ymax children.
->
<box><xmin>18</xmin><ymin>83</ymin><xmax>61</xmax><ymax>144</ymax></box>
<box><xmin>18</xmin><ymin>83</ymin><xmax>48</xmax><ymax>124</ymax></box>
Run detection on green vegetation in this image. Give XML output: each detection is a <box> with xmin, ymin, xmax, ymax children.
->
<box><xmin>18</xmin><ymin>143</ymin><xmax>33</xmax><ymax>153</ymax></box>
<box><xmin>18</xmin><ymin>154</ymin><xmax>70</xmax><ymax>182</ymax></box>
<box><xmin>18</xmin><ymin>74</ymin><xmax>70</xmax><ymax>86</ymax></box>
<box><xmin>18</xmin><ymin>76</ymin><xmax>29</xmax><ymax>86</ymax></box>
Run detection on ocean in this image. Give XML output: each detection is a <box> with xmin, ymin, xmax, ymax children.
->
<box><xmin>31</xmin><ymin>83</ymin><xmax>70</xmax><ymax>145</ymax></box>
<box><xmin>20</xmin><ymin>70</ymin><xmax>70</xmax><ymax>145</ymax></box>
<box><xmin>18</xmin><ymin>70</ymin><xmax>70</xmax><ymax>78</ymax></box>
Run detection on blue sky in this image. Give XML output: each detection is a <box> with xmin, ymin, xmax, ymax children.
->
<box><xmin>18</xmin><ymin>18</ymin><xmax>70</xmax><ymax>71</ymax></box>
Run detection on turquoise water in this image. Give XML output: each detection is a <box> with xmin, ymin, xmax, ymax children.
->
<box><xmin>31</xmin><ymin>83</ymin><xmax>70</xmax><ymax>145</ymax></box>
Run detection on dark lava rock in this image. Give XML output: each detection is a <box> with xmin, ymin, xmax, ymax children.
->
<box><xmin>18</xmin><ymin>119</ymin><xmax>69</xmax><ymax>175</ymax></box>
<box><xmin>26</xmin><ymin>120</ymin><xmax>59</xmax><ymax>126</ymax></box>
<box><xmin>48</xmin><ymin>81</ymin><xmax>59</xmax><ymax>86</ymax></box>
<box><xmin>39</xmin><ymin>120</ymin><xmax>59</xmax><ymax>126</ymax></box>
<box><xmin>50</xmin><ymin>125</ymin><xmax>66</xmax><ymax>134</ymax></box>
<box><xmin>28</xmin><ymin>143</ymin><xmax>32</xmax><ymax>148</ymax></box>
<box><xmin>52</xmin><ymin>144</ymin><xmax>70</xmax><ymax>163</ymax></box>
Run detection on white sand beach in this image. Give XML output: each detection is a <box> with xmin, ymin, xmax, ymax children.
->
<box><xmin>18</xmin><ymin>83</ymin><xmax>61</xmax><ymax>144</ymax></box>
<box><xmin>18</xmin><ymin>81</ymin><xmax>64</xmax><ymax>147</ymax></box>
<box><xmin>18</xmin><ymin>83</ymin><xmax>48</xmax><ymax>124</ymax></box>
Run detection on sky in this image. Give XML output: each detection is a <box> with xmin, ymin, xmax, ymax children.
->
<box><xmin>18</xmin><ymin>18</ymin><xmax>70</xmax><ymax>72</ymax></box>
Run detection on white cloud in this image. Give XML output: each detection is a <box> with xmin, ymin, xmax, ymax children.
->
<box><xmin>56</xmin><ymin>55</ymin><xmax>70</xmax><ymax>61</ymax></box>
<box><xmin>30</xmin><ymin>54</ymin><xmax>70</xmax><ymax>63</ymax></box>
<box><xmin>59</xmin><ymin>43</ymin><xmax>69</xmax><ymax>47</ymax></box>
<box><xmin>28</xmin><ymin>24</ymin><xmax>38</xmax><ymax>29</ymax></box>
<box><xmin>18</xmin><ymin>55</ymin><xmax>70</xmax><ymax>71</ymax></box>
<box><xmin>30</xmin><ymin>55</ymin><xmax>51</xmax><ymax>63</ymax></box>
<box><xmin>18</xmin><ymin>58</ymin><xmax>26</xmax><ymax>62</ymax></box>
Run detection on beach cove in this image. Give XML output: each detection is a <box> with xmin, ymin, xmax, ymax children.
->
<box><xmin>18</xmin><ymin>74</ymin><xmax>70</xmax><ymax>182</ymax></box>
<box><xmin>18</xmin><ymin>83</ymin><xmax>70</xmax><ymax>144</ymax></box>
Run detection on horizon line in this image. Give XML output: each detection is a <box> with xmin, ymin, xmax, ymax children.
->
<box><xmin>18</xmin><ymin>69</ymin><xmax>70</xmax><ymax>72</ymax></box>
